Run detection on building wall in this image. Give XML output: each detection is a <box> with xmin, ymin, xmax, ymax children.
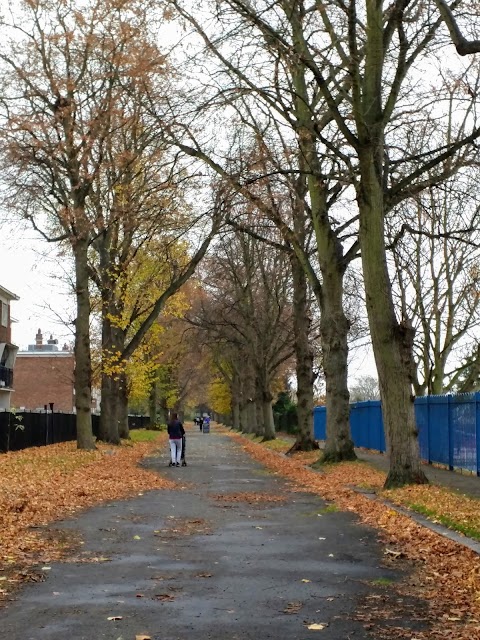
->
<box><xmin>0</xmin><ymin>326</ymin><xmax>9</xmax><ymax>344</ymax></box>
<box><xmin>12</xmin><ymin>354</ymin><xmax>75</xmax><ymax>412</ymax></box>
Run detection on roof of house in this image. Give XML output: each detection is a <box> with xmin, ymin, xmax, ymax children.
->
<box><xmin>16</xmin><ymin>351</ymin><xmax>74</xmax><ymax>357</ymax></box>
<box><xmin>0</xmin><ymin>284</ymin><xmax>20</xmax><ymax>301</ymax></box>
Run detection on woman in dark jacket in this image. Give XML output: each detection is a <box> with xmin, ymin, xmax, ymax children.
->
<box><xmin>167</xmin><ymin>413</ymin><xmax>185</xmax><ymax>467</ymax></box>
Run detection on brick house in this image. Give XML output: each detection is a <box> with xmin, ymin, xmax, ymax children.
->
<box><xmin>12</xmin><ymin>330</ymin><xmax>75</xmax><ymax>412</ymax></box>
<box><xmin>0</xmin><ymin>284</ymin><xmax>19</xmax><ymax>409</ymax></box>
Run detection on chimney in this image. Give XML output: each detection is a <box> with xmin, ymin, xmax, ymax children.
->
<box><xmin>35</xmin><ymin>329</ymin><xmax>43</xmax><ymax>346</ymax></box>
<box><xmin>47</xmin><ymin>334</ymin><xmax>58</xmax><ymax>345</ymax></box>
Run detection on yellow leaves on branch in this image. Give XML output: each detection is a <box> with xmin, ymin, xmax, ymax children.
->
<box><xmin>101</xmin><ymin>348</ymin><xmax>125</xmax><ymax>377</ymax></box>
<box><xmin>207</xmin><ymin>376</ymin><xmax>231</xmax><ymax>415</ymax></box>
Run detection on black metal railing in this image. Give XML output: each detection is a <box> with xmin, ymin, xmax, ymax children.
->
<box><xmin>0</xmin><ymin>410</ymin><xmax>150</xmax><ymax>452</ymax></box>
<box><xmin>0</xmin><ymin>365</ymin><xmax>13</xmax><ymax>389</ymax></box>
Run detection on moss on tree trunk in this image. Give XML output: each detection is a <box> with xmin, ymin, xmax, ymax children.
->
<box><xmin>74</xmin><ymin>239</ymin><xmax>95</xmax><ymax>450</ymax></box>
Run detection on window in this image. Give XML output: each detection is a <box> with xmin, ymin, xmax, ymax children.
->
<box><xmin>1</xmin><ymin>302</ymin><xmax>8</xmax><ymax>327</ymax></box>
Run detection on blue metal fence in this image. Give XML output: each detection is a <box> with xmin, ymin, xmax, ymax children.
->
<box><xmin>313</xmin><ymin>392</ymin><xmax>480</xmax><ymax>475</ymax></box>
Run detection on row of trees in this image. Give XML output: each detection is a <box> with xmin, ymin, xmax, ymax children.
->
<box><xmin>163</xmin><ymin>0</ymin><xmax>480</xmax><ymax>487</ymax></box>
<box><xmin>0</xmin><ymin>0</ymin><xmax>221</xmax><ymax>446</ymax></box>
<box><xmin>1</xmin><ymin>0</ymin><xmax>480</xmax><ymax>488</ymax></box>
<box><xmin>189</xmin><ymin>228</ymin><xmax>301</xmax><ymax>442</ymax></box>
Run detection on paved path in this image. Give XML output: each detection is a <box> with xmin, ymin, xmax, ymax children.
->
<box><xmin>0</xmin><ymin>431</ymin><xmax>428</xmax><ymax>640</ymax></box>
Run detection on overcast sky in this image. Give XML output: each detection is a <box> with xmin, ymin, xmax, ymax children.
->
<box><xmin>0</xmin><ymin>224</ymin><xmax>74</xmax><ymax>351</ymax></box>
<box><xmin>0</xmin><ymin>222</ymin><xmax>378</xmax><ymax>379</ymax></box>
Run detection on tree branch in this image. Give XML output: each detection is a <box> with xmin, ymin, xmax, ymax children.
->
<box><xmin>433</xmin><ymin>0</ymin><xmax>480</xmax><ymax>55</ymax></box>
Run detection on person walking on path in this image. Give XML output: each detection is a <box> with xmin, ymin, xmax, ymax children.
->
<box><xmin>167</xmin><ymin>413</ymin><xmax>185</xmax><ymax>467</ymax></box>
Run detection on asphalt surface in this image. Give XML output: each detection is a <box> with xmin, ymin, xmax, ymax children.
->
<box><xmin>0</xmin><ymin>430</ymin><xmax>428</xmax><ymax>640</ymax></box>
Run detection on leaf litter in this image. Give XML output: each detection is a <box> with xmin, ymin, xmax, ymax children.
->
<box><xmin>0</xmin><ymin>435</ymin><xmax>175</xmax><ymax>601</ymax></box>
<box><xmin>3</xmin><ymin>426</ymin><xmax>480</xmax><ymax>639</ymax></box>
<box><xmin>211</xmin><ymin>491</ymin><xmax>287</xmax><ymax>505</ymax></box>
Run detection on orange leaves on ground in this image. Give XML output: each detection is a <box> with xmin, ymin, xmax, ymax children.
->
<box><xmin>0</xmin><ymin>436</ymin><xmax>174</xmax><ymax>589</ymax></box>
<box><xmin>385</xmin><ymin>483</ymin><xmax>480</xmax><ymax>538</ymax></box>
<box><xmin>227</xmin><ymin>432</ymin><xmax>480</xmax><ymax>640</ymax></box>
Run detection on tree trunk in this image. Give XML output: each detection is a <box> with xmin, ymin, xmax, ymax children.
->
<box><xmin>288</xmin><ymin>31</ymin><xmax>354</xmax><ymax>462</ymax></box>
<box><xmin>99</xmin><ymin>313</ymin><xmax>121</xmax><ymax>445</ymax></box>
<box><xmin>288</xmin><ymin>252</ymin><xmax>318</xmax><ymax>453</ymax></box>
<box><xmin>352</xmin><ymin>0</ymin><xmax>427</xmax><ymax>487</ymax></box>
<box><xmin>249</xmin><ymin>399</ymin><xmax>260</xmax><ymax>436</ymax></box>
<box><xmin>149</xmin><ymin>380</ymin><xmax>158</xmax><ymax>425</ymax></box>
<box><xmin>358</xmin><ymin>152</ymin><xmax>428</xmax><ymax>488</ymax></box>
<box><xmin>262</xmin><ymin>392</ymin><xmax>276</xmax><ymax>441</ymax></box>
<box><xmin>118</xmin><ymin>371</ymin><xmax>129</xmax><ymax>439</ymax></box>
<box><xmin>158</xmin><ymin>396</ymin><xmax>168</xmax><ymax>425</ymax></box>
<box><xmin>256</xmin><ymin>399</ymin><xmax>264</xmax><ymax>435</ymax></box>
<box><xmin>73</xmin><ymin>239</ymin><xmax>95</xmax><ymax>450</ymax></box>
<box><xmin>99</xmin><ymin>373</ymin><xmax>113</xmax><ymax>442</ymax></box>
<box><xmin>232</xmin><ymin>400</ymin><xmax>241</xmax><ymax>430</ymax></box>
<box><xmin>320</xmin><ymin>269</ymin><xmax>356</xmax><ymax>462</ymax></box>
<box><xmin>240</xmin><ymin>400</ymin><xmax>249</xmax><ymax>433</ymax></box>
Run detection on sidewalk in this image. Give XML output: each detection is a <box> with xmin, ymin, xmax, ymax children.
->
<box><xmin>355</xmin><ymin>449</ymin><xmax>480</xmax><ymax>499</ymax></box>
<box><xmin>0</xmin><ymin>430</ymin><xmax>429</xmax><ymax>640</ymax></box>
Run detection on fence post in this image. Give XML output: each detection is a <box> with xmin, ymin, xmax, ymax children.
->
<box><xmin>476</xmin><ymin>392</ymin><xmax>480</xmax><ymax>477</ymax></box>
<box><xmin>448</xmin><ymin>394</ymin><xmax>454</xmax><ymax>471</ymax></box>
<box><xmin>426</xmin><ymin>395</ymin><xmax>431</xmax><ymax>465</ymax></box>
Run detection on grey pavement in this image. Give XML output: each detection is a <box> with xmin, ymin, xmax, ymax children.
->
<box><xmin>0</xmin><ymin>430</ymin><xmax>429</xmax><ymax>640</ymax></box>
<box><xmin>355</xmin><ymin>448</ymin><xmax>480</xmax><ymax>499</ymax></box>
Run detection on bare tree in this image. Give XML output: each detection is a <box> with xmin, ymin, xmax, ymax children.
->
<box><xmin>389</xmin><ymin>172</ymin><xmax>480</xmax><ymax>395</ymax></box>
<box><xmin>350</xmin><ymin>376</ymin><xmax>380</xmax><ymax>402</ymax></box>
<box><xmin>160</xmin><ymin>3</ymin><xmax>359</xmax><ymax>460</ymax></box>
<box><xmin>192</xmin><ymin>228</ymin><xmax>295</xmax><ymax>440</ymax></box>
<box><xmin>0</xmin><ymin>0</ymin><xmax>222</xmax><ymax>447</ymax></box>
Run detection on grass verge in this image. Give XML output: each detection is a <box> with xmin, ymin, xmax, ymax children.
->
<box><xmin>129</xmin><ymin>429</ymin><xmax>163</xmax><ymax>443</ymax></box>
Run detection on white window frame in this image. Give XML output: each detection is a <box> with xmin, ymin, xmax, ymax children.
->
<box><xmin>1</xmin><ymin>302</ymin><xmax>7</xmax><ymax>327</ymax></box>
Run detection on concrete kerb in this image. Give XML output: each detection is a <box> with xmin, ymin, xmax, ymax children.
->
<box><xmin>353</xmin><ymin>486</ymin><xmax>480</xmax><ymax>556</ymax></box>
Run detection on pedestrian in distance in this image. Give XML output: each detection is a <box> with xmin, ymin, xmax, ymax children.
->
<box><xmin>199</xmin><ymin>416</ymin><xmax>203</xmax><ymax>432</ymax></box>
<box><xmin>167</xmin><ymin>412</ymin><xmax>185</xmax><ymax>467</ymax></box>
<box><xmin>203</xmin><ymin>414</ymin><xmax>211</xmax><ymax>432</ymax></box>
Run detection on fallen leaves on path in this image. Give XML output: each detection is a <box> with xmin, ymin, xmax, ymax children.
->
<box><xmin>226</xmin><ymin>431</ymin><xmax>480</xmax><ymax>640</ymax></box>
<box><xmin>306</xmin><ymin>622</ymin><xmax>328</xmax><ymax>630</ymax></box>
<box><xmin>154</xmin><ymin>593</ymin><xmax>176</xmax><ymax>602</ymax></box>
<box><xmin>283</xmin><ymin>601</ymin><xmax>303</xmax><ymax>614</ymax></box>
<box><xmin>154</xmin><ymin>517</ymin><xmax>210</xmax><ymax>537</ymax></box>
<box><xmin>211</xmin><ymin>491</ymin><xmax>287</xmax><ymax>505</ymax></box>
<box><xmin>0</xmin><ymin>436</ymin><xmax>174</xmax><ymax>599</ymax></box>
